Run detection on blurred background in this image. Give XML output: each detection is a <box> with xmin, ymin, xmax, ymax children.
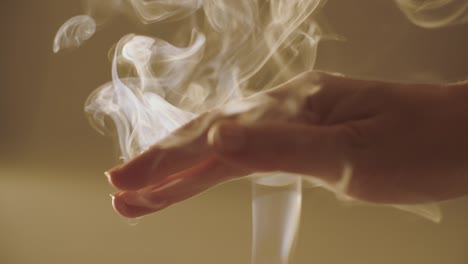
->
<box><xmin>1</xmin><ymin>1</ymin><xmax>468</xmax><ymax>263</ymax></box>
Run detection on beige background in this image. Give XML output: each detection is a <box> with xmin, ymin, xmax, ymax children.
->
<box><xmin>1</xmin><ymin>1</ymin><xmax>468</xmax><ymax>264</ymax></box>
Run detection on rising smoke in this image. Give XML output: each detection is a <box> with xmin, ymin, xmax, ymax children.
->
<box><xmin>56</xmin><ymin>0</ymin><xmax>325</xmax><ymax>160</ymax></box>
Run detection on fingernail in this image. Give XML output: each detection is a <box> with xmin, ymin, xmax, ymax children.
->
<box><xmin>110</xmin><ymin>193</ymin><xmax>116</xmax><ymax>209</ymax></box>
<box><xmin>111</xmin><ymin>192</ymin><xmax>159</xmax><ymax>218</ymax></box>
<box><xmin>111</xmin><ymin>194</ymin><xmax>133</xmax><ymax>218</ymax></box>
<box><xmin>105</xmin><ymin>171</ymin><xmax>117</xmax><ymax>189</ymax></box>
<box><xmin>209</xmin><ymin>122</ymin><xmax>246</xmax><ymax>154</ymax></box>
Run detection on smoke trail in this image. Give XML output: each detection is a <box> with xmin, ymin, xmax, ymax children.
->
<box><xmin>251</xmin><ymin>174</ymin><xmax>302</xmax><ymax>264</ymax></box>
<box><xmin>53</xmin><ymin>15</ymin><xmax>96</xmax><ymax>53</ymax></box>
<box><xmin>395</xmin><ymin>0</ymin><xmax>468</xmax><ymax>28</ymax></box>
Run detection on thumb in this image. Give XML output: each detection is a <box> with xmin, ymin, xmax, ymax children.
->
<box><xmin>208</xmin><ymin>121</ymin><xmax>351</xmax><ymax>183</ymax></box>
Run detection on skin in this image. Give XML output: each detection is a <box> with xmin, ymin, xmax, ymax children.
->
<box><xmin>106</xmin><ymin>71</ymin><xmax>468</xmax><ymax>218</ymax></box>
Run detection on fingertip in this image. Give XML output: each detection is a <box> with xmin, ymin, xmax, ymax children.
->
<box><xmin>105</xmin><ymin>168</ymin><xmax>142</xmax><ymax>191</ymax></box>
<box><xmin>112</xmin><ymin>192</ymin><xmax>160</xmax><ymax>218</ymax></box>
<box><xmin>112</xmin><ymin>193</ymin><xmax>137</xmax><ymax>218</ymax></box>
<box><xmin>105</xmin><ymin>170</ymin><xmax>120</xmax><ymax>190</ymax></box>
<box><xmin>105</xmin><ymin>152</ymin><xmax>155</xmax><ymax>190</ymax></box>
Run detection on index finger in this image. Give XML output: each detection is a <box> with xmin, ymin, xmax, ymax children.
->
<box><xmin>106</xmin><ymin>111</ymin><xmax>219</xmax><ymax>191</ymax></box>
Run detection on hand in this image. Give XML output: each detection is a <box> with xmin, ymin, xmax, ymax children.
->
<box><xmin>106</xmin><ymin>71</ymin><xmax>468</xmax><ymax>218</ymax></box>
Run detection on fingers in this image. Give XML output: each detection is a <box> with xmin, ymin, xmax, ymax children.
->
<box><xmin>107</xmin><ymin>140</ymin><xmax>210</xmax><ymax>191</ymax></box>
<box><xmin>106</xmin><ymin>70</ymin><xmax>370</xmax><ymax>217</ymax></box>
<box><xmin>208</xmin><ymin>121</ymin><xmax>353</xmax><ymax>183</ymax></box>
<box><xmin>112</xmin><ymin>156</ymin><xmax>241</xmax><ymax>218</ymax></box>
<box><xmin>110</xmin><ymin>118</ymin><xmax>365</xmax><ymax>218</ymax></box>
<box><xmin>106</xmin><ymin>112</ymin><xmax>218</xmax><ymax>191</ymax></box>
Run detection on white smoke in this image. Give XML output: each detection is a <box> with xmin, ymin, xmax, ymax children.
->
<box><xmin>59</xmin><ymin>0</ymin><xmax>325</xmax><ymax>162</ymax></box>
<box><xmin>395</xmin><ymin>0</ymin><xmax>468</xmax><ymax>28</ymax></box>
<box><xmin>53</xmin><ymin>15</ymin><xmax>96</xmax><ymax>53</ymax></box>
